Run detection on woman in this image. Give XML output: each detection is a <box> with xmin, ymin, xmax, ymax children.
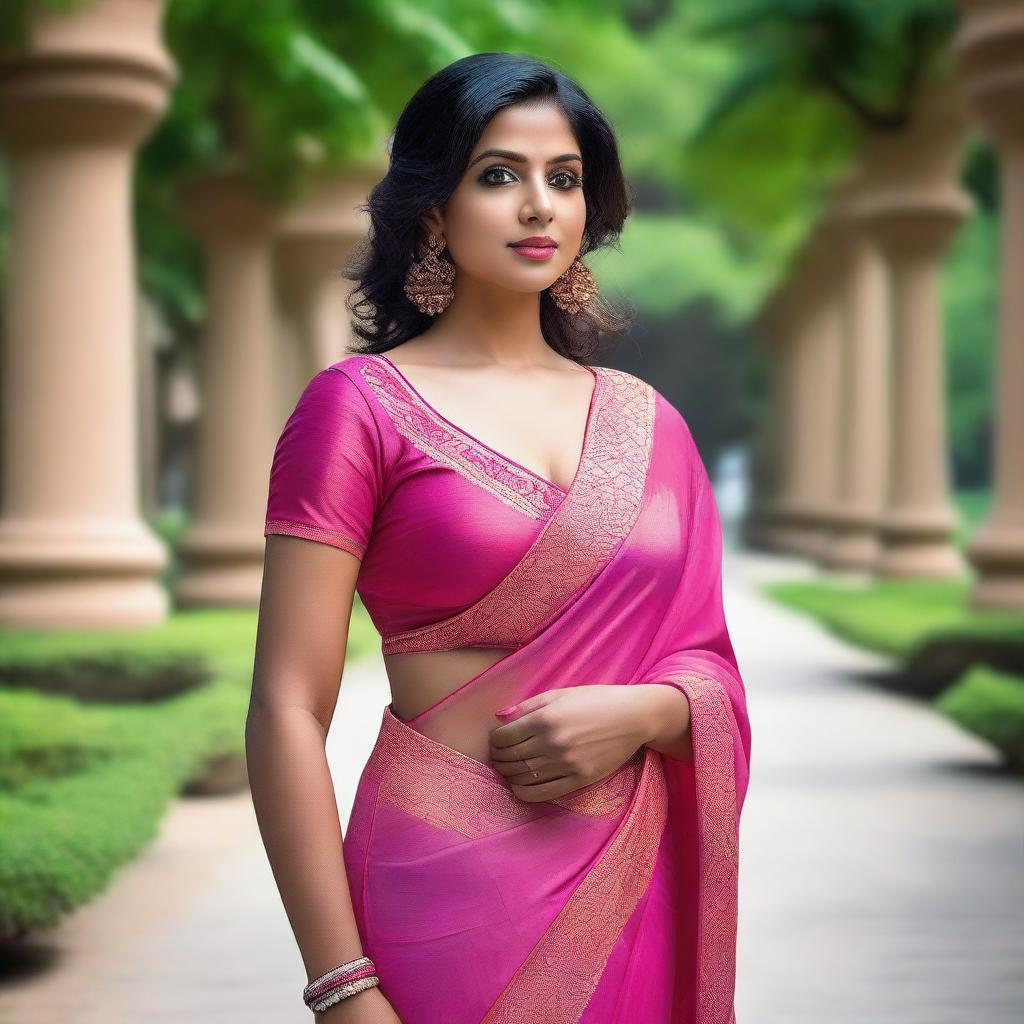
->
<box><xmin>248</xmin><ymin>52</ymin><xmax>751</xmax><ymax>1023</ymax></box>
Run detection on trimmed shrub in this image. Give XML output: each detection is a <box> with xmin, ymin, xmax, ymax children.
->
<box><xmin>936</xmin><ymin>666</ymin><xmax>1024</xmax><ymax>772</ymax></box>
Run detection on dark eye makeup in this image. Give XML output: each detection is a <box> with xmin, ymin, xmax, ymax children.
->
<box><xmin>478</xmin><ymin>164</ymin><xmax>584</xmax><ymax>189</ymax></box>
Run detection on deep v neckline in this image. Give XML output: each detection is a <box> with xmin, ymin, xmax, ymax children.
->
<box><xmin>372</xmin><ymin>352</ymin><xmax>602</xmax><ymax>495</ymax></box>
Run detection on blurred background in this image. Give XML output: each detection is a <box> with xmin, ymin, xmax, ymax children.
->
<box><xmin>0</xmin><ymin>1</ymin><xmax>1021</xmax><ymax>1022</ymax></box>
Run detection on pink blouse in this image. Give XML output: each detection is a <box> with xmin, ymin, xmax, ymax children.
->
<box><xmin>264</xmin><ymin>352</ymin><xmax>606</xmax><ymax>655</ymax></box>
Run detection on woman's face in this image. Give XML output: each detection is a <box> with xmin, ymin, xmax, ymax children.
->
<box><xmin>424</xmin><ymin>100</ymin><xmax>587</xmax><ymax>294</ymax></box>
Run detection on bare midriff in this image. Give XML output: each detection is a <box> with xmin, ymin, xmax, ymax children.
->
<box><xmin>383</xmin><ymin>647</ymin><xmax>510</xmax><ymax>722</ymax></box>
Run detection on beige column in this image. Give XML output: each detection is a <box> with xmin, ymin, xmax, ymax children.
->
<box><xmin>274</xmin><ymin>166</ymin><xmax>382</xmax><ymax>411</ymax></box>
<box><xmin>954</xmin><ymin>0</ymin><xmax>1024</xmax><ymax>610</ymax></box>
<box><xmin>821</xmin><ymin>172</ymin><xmax>891</xmax><ymax>571</ymax></box>
<box><xmin>854</xmin><ymin>77</ymin><xmax>972</xmax><ymax>578</ymax></box>
<box><xmin>805</xmin><ymin>225</ymin><xmax>847</xmax><ymax>565</ymax></box>
<box><xmin>273</xmin><ymin>309</ymin><xmax>309</xmax><ymax>433</ymax></box>
<box><xmin>761</xmin><ymin>277</ymin><xmax>810</xmax><ymax>552</ymax></box>
<box><xmin>765</xmin><ymin>264</ymin><xmax>811</xmax><ymax>553</ymax></box>
<box><xmin>173</xmin><ymin>171</ymin><xmax>282</xmax><ymax>607</ymax></box>
<box><xmin>765</xmin><ymin>237</ymin><xmax>839</xmax><ymax>558</ymax></box>
<box><xmin>743</xmin><ymin>291</ymin><xmax>790</xmax><ymax>551</ymax></box>
<box><xmin>769</xmin><ymin>225</ymin><xmax>845</xmax><ymax>562</ymax></box>
<box><xmin>0</xmin><ymin>0</ymin><xmax>174</xmax><ymax>628</ymax></box>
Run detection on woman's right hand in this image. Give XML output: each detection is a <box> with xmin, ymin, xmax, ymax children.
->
<box><xmin>315</xmin><ymin>984</ymin><xmax>403</xmax><ymax>1023</ymax></box>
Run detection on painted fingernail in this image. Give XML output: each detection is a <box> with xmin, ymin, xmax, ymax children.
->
<box><xmin>495</xmin><ymin>704</ymin><xmax>519</xmax><ymax>717</ymax></box>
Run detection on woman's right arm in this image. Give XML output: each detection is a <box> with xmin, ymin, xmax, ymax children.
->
<box><xmin>246</xmin><ymin>533</ymin><xmax>400</xmax><ymax>1023</ymax></box>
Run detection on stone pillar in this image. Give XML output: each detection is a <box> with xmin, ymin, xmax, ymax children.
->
<box><xmin>767</xmin><ymin>283</ymin><xmax>808</xmax><ymax>553</ymax></box>
<box><xmin>759</xmin><ymin>268</ymin><xmax>810</xmax><ymax>554</ymax></box>
<box><xmin>273</xmin><ymin>309</ymin><xmax>309</xmax><ymax>434</ymax></box>
<box><xmin>173</xmin><ymin>170</ymin><xmax>282</xmax><ymax>607</ymax></box>
<box><xmin>802</xmin><ymin>225</ymin><xmax>847</xmax><ymax>565</ymax></box>
<box><xmin>0</xmin><ymin>0</ymin><xmax>175</xmax><ymax>628</ymax></box>
<box><xmin>274</xmin><ymin>165</ymin><xmax>381</xmax><ymax>413</ymax></box>
<box><xmin>743</xmin><ymin>290</ymin><xmax>790</xmax><ymax>551</ymax></box>
<box><xmin>854</xmin><ymin>76</ymin><xmax>972</xmax><ymax>578</ymax></box>
<box><xmin>820</xmin><ymin>170</ymin><xmax>892</xmax><ymax>571</ymax></box>
<box><xmin>764</xmin><ymin>235</ymin><xmax>841</xmax><ymax>558</ymax></box>
<box><xmin>954</xmin><ymin>0</ymin><xmax>1024</xmax><ymax>610</ymax></box>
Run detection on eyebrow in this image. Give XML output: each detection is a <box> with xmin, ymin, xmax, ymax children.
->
<box><xmin>467</xmin><ymin>148</ymin><xmax>583</xmax><ymax>169</ymax></box>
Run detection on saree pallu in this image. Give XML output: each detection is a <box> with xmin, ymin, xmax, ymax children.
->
<box><xmin>342</xmin><ymin>371</ymin><xmax>751</xmax><ymax>1023</ymax></box>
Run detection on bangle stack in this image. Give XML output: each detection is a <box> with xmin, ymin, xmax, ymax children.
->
<box><xmin>303</xmin><ymin>956</ymin><xmax>379</xmax><ymax>1013</ymax></box>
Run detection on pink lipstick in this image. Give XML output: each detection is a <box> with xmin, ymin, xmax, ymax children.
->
<box><xmin>509</xmin><ymin>235</ymin><xmax>558</xmax><ymax>261</ymax></box>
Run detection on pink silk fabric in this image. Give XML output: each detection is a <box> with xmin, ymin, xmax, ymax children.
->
<box><xmin>264</xmin><ymin>353</ymin><xmax>752</xmax><ymax>1023</ymax></box>
<box><xmin>264</xmin><ymin>353</ymin><xmax>581</xmax><ymax>649</ymax></box>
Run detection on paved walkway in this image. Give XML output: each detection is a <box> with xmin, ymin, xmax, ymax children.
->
<box><xmin>728</xmin><ymin>548</ymin><xmax>1023</xmax><ymax>1024</ymax></box>
<box><xmin>1</xmin><ymin>546</ymin><xmax>1021</xmax><ymax>1023</ymax></box>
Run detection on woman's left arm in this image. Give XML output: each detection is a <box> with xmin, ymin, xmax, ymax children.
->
<box><xmin>633</xmin><ymin>683</ymin><xmax>694</xmax><ymax>761</ymax></box>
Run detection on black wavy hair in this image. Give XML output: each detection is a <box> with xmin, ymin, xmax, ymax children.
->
<box><xmin>343</xmin><ymin>51</ymin><xmax>635</xmax><ymax>364</ymax></box>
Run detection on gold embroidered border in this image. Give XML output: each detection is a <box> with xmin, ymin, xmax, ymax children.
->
<box><xmin>263</xmin><ymin>518</ymin><xmax>366</xmax><ymax>558</ymax></box>
<box><xmin>379</xmin><ymin>368</ymin><xmax>656</xmax><ymax>654</ymax></box>
<box><xmin>365</xmin><ymin>705</ymin><xmax>641</xmax><ymax>839</ymax></box>
<box><xmin>358</xmin><ymin>355</ymin><xmax>566</xmax><ymax>520</ymax></box>
<box><xmin>667</xmin><ymin>672</ymin><xmax>740</xmax><ymax>1024</ymax></box>
<box><xmin>481</xmin><ymin>747</ymin><xmax>668</xmax><ymax>1023</ymax></box>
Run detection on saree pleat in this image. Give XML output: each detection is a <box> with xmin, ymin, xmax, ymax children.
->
<box><xmin>343</xmin><ymin>706</ymin><xmax>672</xmax><ymax>1023</ymax></box>
<box><xmin>340</xmin><ymin>369</ymin><xmax>750</xmax><ymax>1023</ymax></box>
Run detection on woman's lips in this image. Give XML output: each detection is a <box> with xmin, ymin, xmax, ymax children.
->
<box><xmin>509</xmin><ymin>244</ymin><xmax>558</xmax><ymax>261</ymax></box>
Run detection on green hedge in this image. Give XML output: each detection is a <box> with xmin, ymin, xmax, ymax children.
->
<box><xmin>0</xmin><ymin>674</ymin><xmax>246</xmax><ymax>938</ymax></box>
<box><xmin>937</xmin><ymin>666</ymin><xmax>1024</xmax><ymax>771</ymax></box>
<box><xmin>763</xmin><ymin>575</ymin><xmax>1024</xmax><ymax>770</ymax></box>
<box><xmin>762</xmin><ymin>577</ymin><xmax>1024</xmax><ymax>658</ymax></box>
<box><xmin>0</xmin><ymin>602</ymin><xmax>379</xmax><ymax>939</ymax></box>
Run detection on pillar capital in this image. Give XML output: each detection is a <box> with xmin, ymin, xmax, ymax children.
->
<box><xmin>276</xmin><ymin>162</ymin><xmax>382</xmax><ymax>246</ymax></box>
<box><xmin>274</xmin><ymin>167</ymin><xmax>379</xmax><ymax>290</ymax></box>
<box><xmin>273</xmin><ymin>168</ymin><xmax>381</xmax><ymax>403</ymax></box>
<box><xmin>855</xmin><ymin>201</ymin><xmax>971</xmax><ymax>259</ymax></box>
<box><xmin>847</xmin><ymin>75</ymin><xmax>974</xmax><ymax>255</ymax></box>
<box><xmin>754</xmin><ymin>275</ymin><xmax>797</xmax><ymax>351</ymax></box>
<box><xmin>954</xmin><ymin>0</ymin><xmax>1024</xmax><ymax>144</ymax></box>
<box><xmin>0</xmin><ymin>0</ymin><xmax>175</xmax><ymax>148</ymax></box>
<box><xmin>791</xmin><ymin>217</ymin><xmax>850</xmax><ymax>296</ymax></box>
<box><xmin>178</xmin><ymin>168</ymin><xmax>284</xmax><ymax>241</ymax></box>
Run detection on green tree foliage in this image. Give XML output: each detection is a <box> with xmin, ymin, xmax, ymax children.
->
<box><xmin>133</xmin><ymin>1</ymin><xmax>538</xmax><ymax>347</ymax></box>
<box><xmin>0</xmin><ymin>1</ymin><xmax>1001</xmax><ymax>482</ymax></box>
<box><xmin>678</xmin><ymin>0</ymin><xmax>959</xmax><ymax>274</ymax></box>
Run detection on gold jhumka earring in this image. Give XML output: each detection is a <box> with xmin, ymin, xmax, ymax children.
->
<box><xmin>548</xmin><ymin>255</ymin><xmax>598</xmax><ymax>314</ymax></box>
<box><xmin>403</xmin><ymin>233</ymin><xmax>456</xmax><ymax>315</ymax></box>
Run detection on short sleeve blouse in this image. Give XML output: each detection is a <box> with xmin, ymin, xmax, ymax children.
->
<box><xmin>263</xmin><ymin>356</ymin><xmax>576</xmax><ymax>653</ymax></box>
<box><xmin>264</xmin><ymin>366</ymin><xmax>383</xmax><ymax>561</ymax></box>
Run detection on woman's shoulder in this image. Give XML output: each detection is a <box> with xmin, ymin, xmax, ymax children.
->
<box><xmin>281</xmin><ymin>356</ymin><xmax>402</xmax><ymax>474</ymax></box>
<box><xmin>324</xmin><ymin>351</ymin><xmax>379</xmax><ymax>380</ymax></box>
<box><xmin>315</xmin><ymin>353</ymin><xmax>395</xmax><ymax>415</ymax></box>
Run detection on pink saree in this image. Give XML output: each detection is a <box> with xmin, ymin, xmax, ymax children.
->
<box><xmin>323</xmin><ymin>359</ymin><xmax>753</xmax><ymax>1023</ymax></box>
